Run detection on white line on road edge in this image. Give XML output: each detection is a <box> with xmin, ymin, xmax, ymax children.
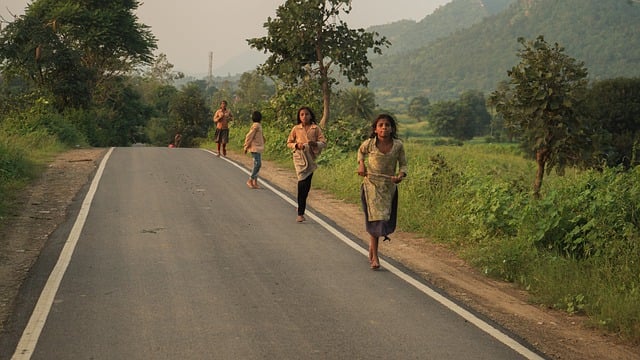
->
<box><xmin>12</xmin><ymin>147</ymin><xmax>115</xmax><ymax>360</ymax></box>
<box><xmin>207</xmin><ymin>149</ymin><xmax>545</xmax><ymax>360</ymax></box>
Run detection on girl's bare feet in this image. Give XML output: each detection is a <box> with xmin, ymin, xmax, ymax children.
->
<box><xmin>370</xmin><ymin>261</ymin><xmax>380</xmax><ymax>270</ymax></box>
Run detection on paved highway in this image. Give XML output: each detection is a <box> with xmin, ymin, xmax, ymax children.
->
<box><xmin>4</xmin><ymin>147</ymin><xmax>545</xmax><ymax>359</ymax></box>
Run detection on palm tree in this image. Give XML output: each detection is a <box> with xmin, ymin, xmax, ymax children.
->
<box><xmin>337</xmin><ymin>87</ymin><xmax>376</xmax><ymax>121</ymax></box>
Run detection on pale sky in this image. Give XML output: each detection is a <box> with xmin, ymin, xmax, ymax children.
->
<box><xmin>1</xmin><ymin>0</ymin><xmax>451</xmax><ymax>75</ymax></box>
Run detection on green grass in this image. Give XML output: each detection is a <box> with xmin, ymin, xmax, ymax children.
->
<box><xmin>217</xmin><ymin>125</ymin><xmax>640</xmax><ymax>343</ymax></box>
<box><xmin>0</xmin><ymin>128</ymin><xmax>67</xmax><ymax>227</ymax></box>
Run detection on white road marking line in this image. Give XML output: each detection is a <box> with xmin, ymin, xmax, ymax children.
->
<box><xmin>12</xmin><ymin>148</ymin><xmax>543</xmax><ymax>359</ymax></box>
<box><xmin>12</xmin><ymin>147</ymin><xmax>114</xmax><ymax>360</ymax></box>
<box><xmin>208</xmin><ymin>149</ymin><xmax>545</xmax><ymax>360</ymax></box>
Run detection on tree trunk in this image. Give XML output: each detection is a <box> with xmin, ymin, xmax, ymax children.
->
<box><xmin>533</xmin><ymin>149</ymin><xmax>547</xmax><ymax>199</ymax></box>
<box><xmin>319</xmin><ymin>77</ymin><xmax>330</xmax><ymax>129</ymax></box>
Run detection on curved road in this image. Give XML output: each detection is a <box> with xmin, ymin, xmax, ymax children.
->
<box><xmin>3</xmin><ymin>147</ymin><xmax>545</xmax><ymax>359</ymax></box>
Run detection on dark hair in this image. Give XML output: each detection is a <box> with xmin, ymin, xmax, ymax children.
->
<box><xmin>251</xmin><ymin>111</ymin><xmax>262</xmax><ymax>123</ymax></box>
<box><xmin>369</xmin><ymin>114</ymin><xmax>398</xmax><ymax>139</ymax></box>
<box><xmin>296</xmin><ymin>106</ymin><xmax>317</xmax><ymax>124</ymax></box>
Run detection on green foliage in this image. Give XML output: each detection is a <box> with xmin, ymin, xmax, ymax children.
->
<box><xmin>322</xmin><ymin>115</ymin><xmax>370</xmax><ymax>152</ymax></box>
<box><xmin>1</xmin><ymin>98</ymin><xmax>87</xmax><ymax>147</ymax></box>
<box><xmin>425</xmin><ymin>90</ymin><xmax>490</xmax><ymax>141</ymax></box>
<box><xmin>306</xmin><ymin>139</ymin><xmax>640</xmax><ymax>340</ymax></box>
<box><xmin>247</xmin><ymin>0</ymin><xmax>389</xmax><ymax>128</ymax></box>
<box><xmin>429</xmin><ymin>100</ymin><xmax>478</xmax><ymax>141</ymax></box>
<box><xmin>229</xmin><ymin>72</ymin><xmax>275</xmax><ymax>127</ymax></box>
<box><xmin>169</xmin><ymin>83</ymin><xmax>211</xmax><ymax>147</ymax></box>
<box><xmin>0</xmin><ymin>110</ymin><xmax>68</xmax><ymax>223</ymax></box>
<box><xmin>0</xmin><ymin>137</ymin><xmax>34</xmax><ymax>192</ymax></box>
<box><xmin>0</xmin><ymin>140</ymin><xmax>32</xmax><ymax>221</ymax></box>
<box><xmin>407</xmin><ymin>96</ymin><xmax>430</xmax><ymax>121</ymax></box>
<box><xmin>336</xmin><ymin>87</ymin><xmax>376</xmax><ymax>121</ymax></box>
<box><xmin>490</xmin><ymin>35</ymin><xmax>591</xmax><ymax>197</ymax></box>
<box><xmin>520</xmin><ymin>167</ymin><xmax>640</xmax><ymax>259</ymax></box>
<box><xmin>585</xmin><ymin>77</ymin><xmax>640</xmax><ymax>168</ymax></box>
<box><xmin>0</xmin><ymin>0</ymin><xmax>157</xmax><ymax>110</ymax></box>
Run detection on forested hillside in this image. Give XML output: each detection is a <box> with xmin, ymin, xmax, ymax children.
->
<box><xmin>369</xmin><ymin>0</ymin><xmax>515</xmax><ymax>56</ymax></box>
<box><xmin>368</xmin><ymin>0</ymin><xmax>640</xmax><ymax>101</ymax></box>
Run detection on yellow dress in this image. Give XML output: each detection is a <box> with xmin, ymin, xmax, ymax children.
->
<box><xmin>358</xmin><ymin>138</ymin><xmax>408</xmax><ymax>223</ymax></box>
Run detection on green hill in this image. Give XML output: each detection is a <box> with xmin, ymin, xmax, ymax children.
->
<box><xmin>370</xmin><ymin>0</ymin><xmax>515</xmax><ymax>56</ymax></box>
<box><xmin>368</xmin><ymin>0</ymin><xmax>640</xmax><ymax>102</ymax></box>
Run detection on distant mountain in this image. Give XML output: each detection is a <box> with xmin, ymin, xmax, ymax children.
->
<box><xmin>371</xmin><ymin>0</ymin><xmax>515</xmax><ymax>55</ymax></box>
<box><xmin>368</xmin><ymin>0</ymin><xmax>640</xmax><ymax>101</ymax></box>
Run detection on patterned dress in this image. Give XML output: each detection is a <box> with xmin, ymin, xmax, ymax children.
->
<box><xmin>358</xmin><ymin>138</ymin><xmax>408</xmax><ymax>237</ymax></box>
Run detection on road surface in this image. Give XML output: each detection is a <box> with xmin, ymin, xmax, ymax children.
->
<box><xmin>3</xmin><ymin>147</ymin><xmax>545</xmax><ymax>359</ymax></box>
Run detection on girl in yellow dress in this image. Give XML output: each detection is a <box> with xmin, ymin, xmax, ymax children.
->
<box><xmin>357</xmin><ymin>114</ymin><xmax>407</xmax><ymax>270</ymax></box>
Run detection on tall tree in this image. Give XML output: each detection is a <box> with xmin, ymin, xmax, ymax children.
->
<box><xmin>0</xmin><ymin>0</ymin><xmax>156</xmax><ymax>109</ymax></box>
<box><xmin>247</xmin><ymin>0</ymin><xmax>389</xmax><ymax>128</ymax></box>
<box><xmin>489</xmin><ymin>36</ymin><xmax>590</xmax><ymax>198</ymax></box>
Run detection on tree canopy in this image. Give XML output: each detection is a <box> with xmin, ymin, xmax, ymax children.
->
<box><xmin>490</xmin><ymin>36</ymin><xmax>590</xmax><ymax>198</ymax></box>
<box><xmin>0</xmin><ymin>0</ymin><xmax>156</xmax><ymax>109</ymax></box>
<box><xmin>247</xmin><ymin>0</ymin><xmax>389</xmax><ymax>128</ymax></box>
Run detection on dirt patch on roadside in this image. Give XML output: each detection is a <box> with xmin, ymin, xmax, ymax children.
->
<box><xmin>1</xmin><ymin>147</ymin><xmax>638</xmax><ymax>359</ymax></box>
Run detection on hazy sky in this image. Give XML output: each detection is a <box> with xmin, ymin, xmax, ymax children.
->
<box><xmin>1</xmin><ymin>0</ymin><xmax>451</xmax><ymax>75</ymax></box>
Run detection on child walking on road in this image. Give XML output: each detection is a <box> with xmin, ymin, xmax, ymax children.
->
<box><xmin>243</xmin><ymin>111</ymin><xmax>265</xmax><ymax>189</ymax></box>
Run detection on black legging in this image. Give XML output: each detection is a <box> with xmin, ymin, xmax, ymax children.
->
<box><xmin>297</xmin><ymin>173</ymin><xmax>314</xmax><ymax>216</ymax></box>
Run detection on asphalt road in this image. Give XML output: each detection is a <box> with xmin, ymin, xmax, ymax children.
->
<box><xmin>4</xmin><ymin>147</ymin><xmax>545</xmax><ymax>359</ymax></box>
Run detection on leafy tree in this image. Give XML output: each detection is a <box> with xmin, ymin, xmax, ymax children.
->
<box><xmin>585</xmin><ymin>77</ymin><xmax>640</xmax><ymax>168</ymax></box>
<box><xmin>428</xmin><ymin>100</ymin><xmax>474</xmax><ymax>141</ymax></box>
<box><xmin>247</xmin><ymin>0</ymin><xmax>389</xmax><ymax>128</ymax></box>
<box><xmin>337</xmin><ymin>87</ymin><xmax>375</xmax><ymax>121</ymax></box>
<box><xmin>143</xmin><ymin>53</ymin><xmax>184</xmax><ymax>85</ymax></box>
<box><xmin>169</xmin><ymin>83</ymin><xmax>211</xmax><ymax>147</ymax></box>
<box><xmin>235</xmin><ymin>71</ymin><xmax>274</xmax><ymax>123</ymax></box>
<box><xmin>459</xmin><ymin>90</ymin><xmax>491</xmax><ymax>136</ymax></box>
<box><xmin>0</xmin><ymin>0</ymin><xmax>156</xmax><ymax>110</ymax></box>
<box><xmin>489</xmin><ymin>36</ymin><xmax>590</xmax><ymax>198</ymax></box>
<box><xmin>428</xmin><ymin>91</ymin><xmax>490</xmax><ymax>141</ymax></box>
<box><xmin>408</xmin><ymin>96</ymin><xmax>430</xmax><ymax>122</ymax></box>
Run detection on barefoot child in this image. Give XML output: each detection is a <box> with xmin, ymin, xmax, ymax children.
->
<box><xmin>357</xmin><ymin>114</ymin><xmax>407</xmax><ymax>270</ymax></box>
<box><xmin>243</xmin><ymin>111</ymin><xmax>265</xmax><ymax>189</ymax></box>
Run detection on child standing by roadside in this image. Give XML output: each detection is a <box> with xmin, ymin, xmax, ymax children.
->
<box><xmin>243</xmin><ymin>111</ymin><xmax>265</xmax><ymax>189</ymax></box>
<box><xmin>357</xmin><ymin>114</ymin><xmax>407</xmax><ymax>270</ymax></box>
<box><xmin>213</xmin><ymin>100</ymin><xmax>233</xmax><ymax>157</ymax></box>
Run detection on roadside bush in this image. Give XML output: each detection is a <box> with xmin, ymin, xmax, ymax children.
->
<box><xmin>2</xmin><ymin>100</ymin><xmax>87</xmax><ymax>147</ymax></box>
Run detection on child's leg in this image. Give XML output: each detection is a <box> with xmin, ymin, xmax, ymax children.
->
<box><xmin>369</xmin><ymin>235</ymin><xmax>380</xmax><ymax>269</ymax></box>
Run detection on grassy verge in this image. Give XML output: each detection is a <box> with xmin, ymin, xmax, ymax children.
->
<box><xmin>0</xmin><ymin>128</ymin><xmax>67</xmax><ymax>227</ymax></box>
<box><xmin>216</xmin><ymin>122</ymin><xmax>640</xmax><ymax>343</ymax></box>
